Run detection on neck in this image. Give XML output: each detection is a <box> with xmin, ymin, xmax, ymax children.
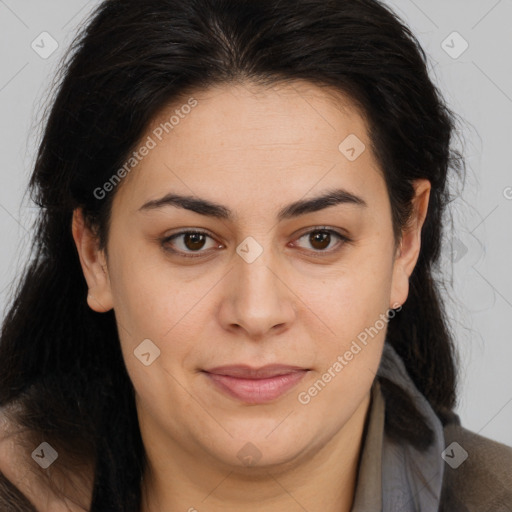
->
<box><xmin>139</xmin><ymin>391</ymin><xmax>371</xmax><ymax>512</ymax></box>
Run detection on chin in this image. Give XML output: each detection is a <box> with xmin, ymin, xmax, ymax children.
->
<box><xmin>202</xmin><ymin>428</ymin><xmax>315</xmax><ymax>473</ymax></box>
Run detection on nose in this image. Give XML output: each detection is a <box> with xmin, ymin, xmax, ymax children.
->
<box><xmin>217</xmin><ymin>242</ymin><xmax>297</xmax><ymax>340</ymax></box>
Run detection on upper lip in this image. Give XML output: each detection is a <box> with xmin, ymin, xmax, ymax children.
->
<box><xmin>203</xmin><ymin>364</ymin><xmax>308</xmax><ymax>379</ymax></box>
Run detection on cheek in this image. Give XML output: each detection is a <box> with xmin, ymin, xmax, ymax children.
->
<box><xmin>309</xmin><ymin>251</ymin><xmax>394</xmax><ymax>326</ymax></box>
<box><xmin>106</xmin><ymin>241</ymin><xmax>181</xmax><ymax>332</ymax></box>
<box><xmin>299</xmin><ymin>253</ymin><xmax>393</xmax><ymax>381</ymax></box>
<box><xmin>106</xmin><ymin>246</ymin><xmax>211</xmax><ymax>379</ymax></box>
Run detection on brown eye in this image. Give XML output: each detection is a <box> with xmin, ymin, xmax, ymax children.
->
<box><xmin>309</xmin><ymin>231</ymin><xmax>331</xmax><ymax>250</ymax></box>
<box><xmin>295</xmin><ymin>228</ymin><xmax>349</xmax><ymax>254</ymax></box>
<box><xmin>161</xmin><ymin>230</ymin><xmax>219</xmax><ymax>257</ymax></box>
<box><xmin>183</xmin><ymin>232</ymin><xmax>207</xmax><ymax>251</ymax></box>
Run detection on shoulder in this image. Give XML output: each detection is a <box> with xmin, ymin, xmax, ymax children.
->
<box><xmin>0</xmin><ymin>406</ymin><xmax>93</xmax><ymax>512</ymax></box>
<box><xmin>440</xmin><ymin>417</ymin><xmax>512</xmax><ymax>512</ymax></box>
<box><xmin>0</xmin><ymin>406</ymin><xmax>38</xmax><ymax>511</ymax></box>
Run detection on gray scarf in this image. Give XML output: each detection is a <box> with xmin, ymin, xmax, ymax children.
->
<box><xmin>351</xmin><ymin>342</ymin><xmax>445</xmax><ymax>512</ymax></box>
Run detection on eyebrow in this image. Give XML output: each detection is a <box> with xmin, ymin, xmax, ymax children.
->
<box><xmin>138</xmin><ymin>187</ymin><xmax>367</xmax><ymax>221</ymax></box>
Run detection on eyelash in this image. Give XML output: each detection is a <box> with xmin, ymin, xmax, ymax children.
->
<box><xmin>160</xmin><ymin>227</ymin><xmax>351</xmax><ymax>259</ymax></box>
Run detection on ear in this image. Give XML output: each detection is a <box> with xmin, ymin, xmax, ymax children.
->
<box><xmin>71</xmin><ymin>208</ymin><xmax>113</xmax><ymax>313</ymax></box>
<box><xmin>389</xmin><ymin>179</ymin><xmax>431</xmax><ymax>308</ymax></box>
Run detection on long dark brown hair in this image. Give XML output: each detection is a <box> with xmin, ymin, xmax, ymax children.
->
<box><xmin>0</xmin><ymin>0</ymin><xmax>466</xmax><ymax>509</ymax></box>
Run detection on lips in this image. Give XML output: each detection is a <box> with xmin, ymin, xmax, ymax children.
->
<box><xmin>202</xmin><ymin>364</ymin><xmax>309</xmax><ymax>404</ymax></box>
<box><xmin>204</xmin><ymin>364</ymin><xmax>307</xmax><ymax>379</ymax></box>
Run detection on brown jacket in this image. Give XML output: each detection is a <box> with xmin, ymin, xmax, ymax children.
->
<box><xmin>440</xmin><ymin>415</ymin><xmax>512</xmax><ymax>511</ymax></box>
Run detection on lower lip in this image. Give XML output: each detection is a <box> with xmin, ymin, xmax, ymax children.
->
<box><xmin>204</xmin><ymin>371</ymin><xmax>308</xmax><ymax>404</ymax></box>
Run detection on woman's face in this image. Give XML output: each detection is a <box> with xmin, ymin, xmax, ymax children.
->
<box><xmin>74</xmin><ymin>80</ymin><xmax>429</xmax><ymax>472</ymax></box>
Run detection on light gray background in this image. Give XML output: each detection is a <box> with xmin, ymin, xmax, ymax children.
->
<box><xmin>1</xmin><ymin>1</ymin><xmax>511</xmax><ymax>446</ymax></box>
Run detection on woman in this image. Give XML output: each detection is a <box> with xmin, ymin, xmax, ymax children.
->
<box><xmin>0</xmin><ymin>0</ymin><xmax>511</xmax><ymax>510</ymax></box>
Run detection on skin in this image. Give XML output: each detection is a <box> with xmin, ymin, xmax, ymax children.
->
<box><xmin>72</xmin><ymin>80</ymin><xmax>430</xmax><ymax>512</ymax></box>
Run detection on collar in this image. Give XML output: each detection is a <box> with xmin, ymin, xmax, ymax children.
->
<box><xmin>350</xmin><ymin>342</ymin><xmax>446</xmax><ymax>512</ymax></box>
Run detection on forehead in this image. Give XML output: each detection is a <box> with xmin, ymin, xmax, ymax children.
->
<box><xmin>113</xmin><ymin>80</ymin><xmax>385</xmax><ymax>213</ymax></box>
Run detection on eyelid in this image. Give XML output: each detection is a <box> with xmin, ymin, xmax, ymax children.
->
<box><xmin>160</xmin><ymin>226</ymin><xmax>351</xmax><ymax>259</ymax></box>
